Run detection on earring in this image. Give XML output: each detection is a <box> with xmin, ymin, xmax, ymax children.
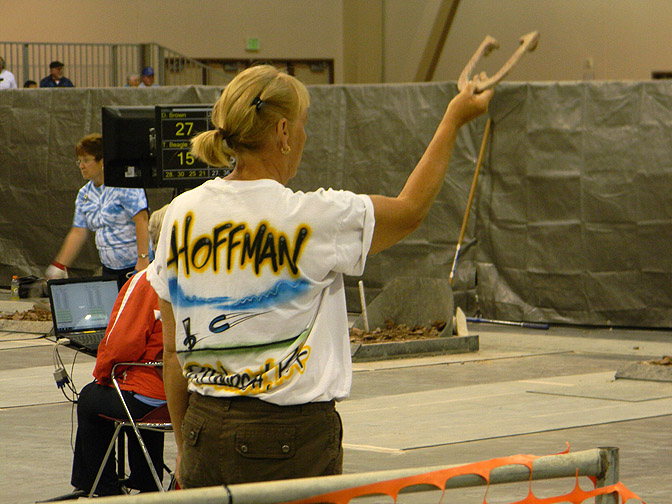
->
<box><xmin>281</xmin><ymin>145</ymin><xmax>291</xmax><ymax>155</ymax></box>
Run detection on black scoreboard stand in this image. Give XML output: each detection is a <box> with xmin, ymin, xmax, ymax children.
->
<box><xmin>102</xmin><ymin>104</ymin><xmax>232</xmax><ymax>194</ymax></box>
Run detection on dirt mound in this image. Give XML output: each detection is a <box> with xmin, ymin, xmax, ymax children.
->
<box><xmin>349</xmin><ymin>319</ymin><xmax>448</xmax><ymax>344</ymax></box>
<box><xmin>0</xmin><ymin>309</ymin><xmax>52</xmax><ymax>321</ymax></box>
<box><xmin>644</xmin><ymin>356</ymin><xmax>672</xmax><ymax>366</ymax></box>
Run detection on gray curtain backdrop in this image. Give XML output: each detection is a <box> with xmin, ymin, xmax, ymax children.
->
<box><xmin>1</xmin><ymin>81</ymin><xmax>670</xmax><ymax>328</ymax></box>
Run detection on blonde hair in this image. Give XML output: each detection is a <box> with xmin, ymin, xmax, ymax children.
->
<box><xmin>191</xmin><ymin>65</ymin><xmax>310</xmax><ymax>168</ymax></box>
<box><xmin>149</xmin><ymin>204</ymin><xmax>169</xmax><ymax>250</ymax></box>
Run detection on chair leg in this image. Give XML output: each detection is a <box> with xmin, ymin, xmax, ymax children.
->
<box><xmin>129</xmin><ymin>425</ymin><xmax>165</xmax><ymax>492</ymax></box>
<box><xmin>117</xmin><ymin>429</ymin><xmax>126</xmax><ymax>483</ymax></box>
<box><xmin>89</xmin><ymin>422</ymin><xmax>124</xmax><ymax>498</ymax></box>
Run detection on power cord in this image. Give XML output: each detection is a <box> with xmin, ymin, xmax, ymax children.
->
<box><xmin>52</xmin><ymin>341</ymin><xmax>86</xmax><ymax>452</ymax></box>
<box><xmin>52</xmin><ymin>341</ymin><xmax>81</xmax><ymax>403</ymax></box>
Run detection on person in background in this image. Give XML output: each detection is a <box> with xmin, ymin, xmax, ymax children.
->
<box><xmin>148</xmin><ymin>64</ymin><xmax>492</xmax><ymax>488</ymax></box>
<box><xmin>138</xmin><ymin>67</ymin><xmax>156</xmax><ymax>87</ymax></box>
<box><xmin>23</xmin><ymin>80</ymin><xmax>38</xmax><ymax>88</ymax></box>
<box><xmin>46</xmin><ymin>206</ymin><xmax>170</xmax><ymax>500</ymax></box>
<box><xmin>46</xmin><ymin>133</ymin><xmax>150</xmax><ymax>289</ymax></box>
<box><xmin>126</xmin><ymin>73</ymin><xmax>140</xmax><ymax>87</ymax></box>
<box><xmin>0</xmin><ymin>57</ymin><xmax>18</xmax><ymax>89</ymax></box>
<box><xmin>39</xmin><ymin>60</ymin><xmax>74</xmax><ymax>87</ymax></box>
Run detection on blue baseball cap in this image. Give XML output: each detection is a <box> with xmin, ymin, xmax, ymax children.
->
<box><xmin>141</xmin><ymin>66</ymin><xmax>154</xmax><ymax>76</ymax></box>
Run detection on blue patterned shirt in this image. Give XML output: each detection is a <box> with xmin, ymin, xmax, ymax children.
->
<box><xmin>72</xmin><ymin>182</ymin><xmax>148</xmax><ymax>269</ymax></box>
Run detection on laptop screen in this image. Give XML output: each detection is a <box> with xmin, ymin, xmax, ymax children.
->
<box><xmin>48</xmin><ymin>277</ymin><xmax>119</xmax><ymax>334</ymax></box>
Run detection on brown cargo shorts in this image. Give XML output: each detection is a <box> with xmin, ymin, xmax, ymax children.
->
<box><xmin>179</xmin><ymin>393</ymin><xmax>344</xmax><ymax>488</ymax></box>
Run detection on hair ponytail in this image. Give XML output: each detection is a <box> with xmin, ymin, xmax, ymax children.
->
<box><xmin>190</xmin><ymin>128</ymin><xmax>235</xmax><ymax>168</ymax></box>
<box><xmin>190</xmin><ymin>64</ymin><xmax>309</xmax><ymax>170</ymax></box>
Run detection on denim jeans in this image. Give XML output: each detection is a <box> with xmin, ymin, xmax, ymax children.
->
<box><xmin>180</xmin><ymin>393</ymin><xmax>343</xmax><ymax>488</ymax></box>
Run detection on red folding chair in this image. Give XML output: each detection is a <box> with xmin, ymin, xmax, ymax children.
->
<box><xmin>89</xmin><ymin>361</ymin><xmax>173</xmax><ymax>497</ymax></box>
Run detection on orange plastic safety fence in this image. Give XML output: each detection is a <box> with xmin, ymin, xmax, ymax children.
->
<box><xmin>284</xmin><ymin>449</ymin><xmax>645</xmax><ymax>504</ymax></box>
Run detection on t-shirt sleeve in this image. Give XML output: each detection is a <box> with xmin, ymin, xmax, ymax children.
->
<box><xmin>324</xmin><ymin>190</ymin><xmax>375</xmax><ymax>276</ymax></box>
<box><xmin>72</xmin><ymin>187</ymin><xmax>89</xmax><ymax>228</ymax></box>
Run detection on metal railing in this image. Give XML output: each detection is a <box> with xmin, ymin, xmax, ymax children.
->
<box><xmin>89</xmin><ymin>447</ymin><xmax>623</xmax><ymax>504</ymax></box>
<box><xmin>0</xmin><ymin>41</ymin><xmax>229</xmax><ymax>88</ymax></box>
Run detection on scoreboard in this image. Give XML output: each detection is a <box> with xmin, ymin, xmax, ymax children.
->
<box><xmin>155</xmin><ymin>105</ymin><xmax>231</xmax><ymax>187</ymax></box>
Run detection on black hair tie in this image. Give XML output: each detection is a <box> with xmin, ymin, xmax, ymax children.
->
<box><xmin>251</xmin><ymin>96</ymin><xmax>264</xmax><ymax>111</ymax></box>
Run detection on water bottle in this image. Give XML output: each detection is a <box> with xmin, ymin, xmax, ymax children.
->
<box><xmin>10</xmin><ymin>275</ymin><xmax>20</xmax><ymax>300</ymax></box>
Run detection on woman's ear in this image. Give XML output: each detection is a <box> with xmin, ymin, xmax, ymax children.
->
<box><xmin>275</xmin><ymin>118</ymin><xmax>290</xmax><ymax>149</ymax></box>
<box><xmin>276</xmin><ymin>118</ymin><xmax>289</xmax><ymax>138</ymax></box>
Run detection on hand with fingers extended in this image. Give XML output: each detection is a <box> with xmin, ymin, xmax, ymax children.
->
<box><xmin>446</xmin><ymin>73</ymin><xmax>494</xmax><ymax>127</ymax></box>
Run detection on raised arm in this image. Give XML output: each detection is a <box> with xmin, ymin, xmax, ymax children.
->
<box><xmin>368</xmin><ymin>78</ymin><xmax>493</xmax><ymax>255</ymax></box>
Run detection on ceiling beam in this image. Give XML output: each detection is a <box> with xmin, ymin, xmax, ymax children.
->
<box><xmin>414</xmin><ymin>0</ymin><xmax>462</xmax><ymax>82</ymax></box>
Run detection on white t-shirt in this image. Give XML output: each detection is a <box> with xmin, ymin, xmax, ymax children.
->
<box><xmin>0</xmin><ymin>69</ymin><xmax>17</xmax><ymax>89</ymax></box>
<box><xmin>148</xmin><ymin>178</ymin><xmax>375</xmax><ymax>405</ymax></box>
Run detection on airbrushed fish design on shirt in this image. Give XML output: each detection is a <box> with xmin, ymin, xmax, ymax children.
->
<box><xmin>167</xmin><ymin>276</ymin><xmax>311</xmax><ymax>352</ymax></box>
<box><xmin>176</xmin><ymin>285</ymin><xmax>325</xmax><ymax>396</ymax></box>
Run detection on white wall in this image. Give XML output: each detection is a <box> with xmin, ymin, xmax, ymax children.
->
<box><xmin>3</xmin><ymin>0</ymin><xmax>672</xmax><ymax>83</ymax></box>
<box><xmin>0</xmin><ymin>0</ymin><xmax>345</xmax><ymax>80</ymax></box>
<box><xmin>384</xmin><ymin>0</ymin><xmax>672</xmax><ymax>83</ymax></box>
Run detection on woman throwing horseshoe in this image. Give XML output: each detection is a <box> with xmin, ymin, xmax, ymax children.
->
<box><xmin>147</xmin><ymin>64</ymin><xmax>493</xmax><ymax>487</ymax></box>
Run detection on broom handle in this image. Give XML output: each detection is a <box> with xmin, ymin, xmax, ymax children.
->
<box><xmin>466</xmin><ymin>316</ymin><xmax>550</xmax><ymax>330</ymax></box>
<box><xmin>449</xmin><ymin>117</ymin><xmax>492</xmax><ymax>285</ymax></box>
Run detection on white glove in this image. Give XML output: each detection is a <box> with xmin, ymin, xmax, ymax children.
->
<box><xmin>46</xmin><ymin>262</ymin><xmax>68</xmax><ymax>279</ymax></box>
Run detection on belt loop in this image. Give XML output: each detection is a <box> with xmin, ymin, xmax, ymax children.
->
<box><xmin>222</xmin><ymin>399</ymin><xmax>232</xmax><ymax>412</ymax></box>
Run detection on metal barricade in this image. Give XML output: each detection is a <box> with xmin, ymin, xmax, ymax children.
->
<box><xmin>89</xmin><ymin>447</ymin><xmax>622</xmax><ymax>504</ymax></box>
<box><xmin>0</xmin><ymin>41</ymin><xmax>228</xmax><ymax>87</ymax></box>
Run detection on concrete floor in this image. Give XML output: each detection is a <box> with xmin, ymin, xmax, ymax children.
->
<box><xmin>1</xmin><ymin>291</ymin><xmax>671</xmax><ymax>503</ymax></box>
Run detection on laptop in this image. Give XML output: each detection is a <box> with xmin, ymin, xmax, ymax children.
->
<box><xmin>47</xmin><ymin>276</ymin><xmax>120</xmax><ymax>355</ymax></box>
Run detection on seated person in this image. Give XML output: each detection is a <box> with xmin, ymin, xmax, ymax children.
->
<box><xmin>138</xmin><ymin>66</ymin><xmax>156</xmax><ymax>87</ymax></box>
<box><xmin>39</xmin><ymin>60</ymin><xmax>74</xmax><ymax>87</ymax></box>
<box><xmin>56</xmin><ymin>205</ymin><xmax>169</xmax><ymax>499</ymax></box>
<box><xmin>125</xmin><ymin>73</ymin><xmax>140</xmax><ymax>87</ymax></box>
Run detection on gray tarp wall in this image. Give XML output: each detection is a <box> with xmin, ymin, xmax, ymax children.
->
<box><xmin>1</xmin><ymin>82</ymin><xmax>670</xmax><ymax>328</ymax></box>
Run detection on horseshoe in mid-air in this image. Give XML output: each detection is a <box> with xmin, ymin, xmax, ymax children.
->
<box><xmin>458</xmin><ymin>31</ymin><xmax>540</xmax><ymax>92</ymax></box>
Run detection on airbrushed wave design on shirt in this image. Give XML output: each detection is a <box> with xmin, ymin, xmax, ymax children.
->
<box><xmin>168</xmin><ymin>276</ymin><xmax>310</xmax><ymax>311</ymax></box>
<box><xmin>177</xmin><ymin>286</ymin><xmax>325</xmax><ymax>395</ymax></box>
<box><xmin>169</xmin><ymin>275</ymin><xmax>320</xmax><ymax>354</ymax></box>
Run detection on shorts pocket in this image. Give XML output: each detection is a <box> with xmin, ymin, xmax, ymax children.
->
<box><xmin>180</xmin><ymin>413</ymin><xmax>210</xmax><ymax>487</ymax></box>
<box><xmin>235</xmin><ymin>424</ymin><xmax>297</xmax><ymax>459</ymax></box>
<box><xmin>183</xmin><ymin>415</ymin><xmax>206</xmax><ymax>447</ymax></box>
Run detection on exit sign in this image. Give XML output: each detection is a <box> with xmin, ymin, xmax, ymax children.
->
<box><xmin>246</xmin><ymin>37</ymin><xmax>260</xmax><ymax>52</ymax></box>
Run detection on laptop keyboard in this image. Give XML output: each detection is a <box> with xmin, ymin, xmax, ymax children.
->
<box><xmin>67</xmin><ymin>331</ymin><xmax>105</xmax><ymax>348</ymax></box>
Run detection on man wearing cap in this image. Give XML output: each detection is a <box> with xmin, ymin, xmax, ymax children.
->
<box><xmin>0</xmin><ymin>57</ymin><xmax>18</xmax><ymax>89</ymax></box>
<box><xmin>40</xmin><ymin>61</ymin><xmax>75</xmax><ymax>88</ymax></box>
<box><xmin>138</xmin><ymin>66</ymin><xmax>157</xmax><ymax>87</ymax></box>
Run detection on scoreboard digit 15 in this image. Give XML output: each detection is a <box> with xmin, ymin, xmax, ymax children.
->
<box><xmin>156</xmin><ymin>105</ymin><xmax>230</xmax><ymax>187</ymax></box>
